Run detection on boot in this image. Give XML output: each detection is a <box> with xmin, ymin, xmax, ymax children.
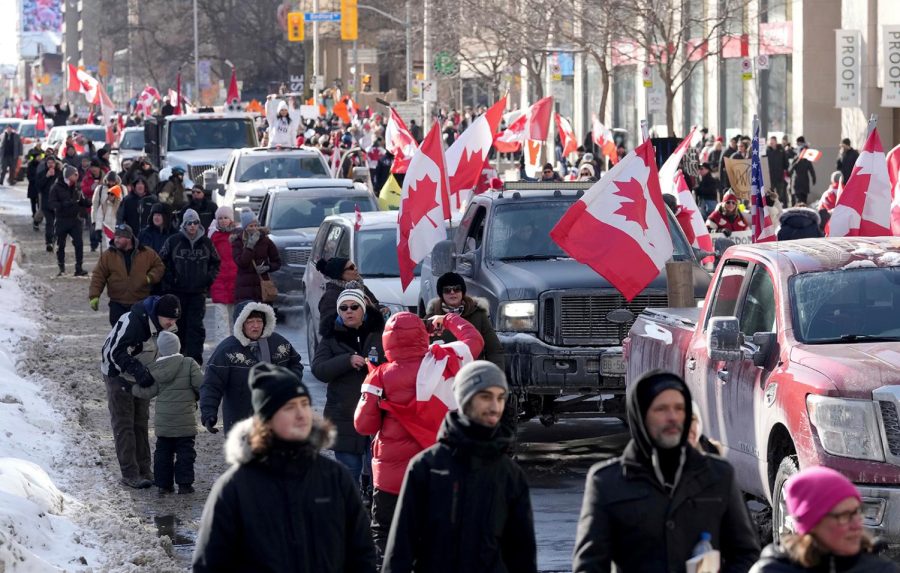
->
<box><xmin>56</xmin><ymin>265</ymin><xmax>65</xmax><ymax>277</ymax></box>
<box><xmin>46</xmin><ymin>244</ymin><xmax>53</xmax><ymax>252</ymax></box>
<box><xmin>157</xmin><ymin>486</ymin><xmax>175</xmax><ymax>495</ymax></box>
<box><xmin>73</xmin><ymin>268</ymin><xmax>88</xmax><ymax>277</ymax></box>
<box><xmin>177</xmin><ymin>484</ymin><xmax>195</xmax><ymax>494</ymax></box>
<box><xmin>120</xmin><ymin>476</ymin><xmax>152</xmax><ymax>489</ymax></box>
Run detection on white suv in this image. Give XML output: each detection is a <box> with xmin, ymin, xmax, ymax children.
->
<box><xmin>217</xmin><ymin>146</ymin><xmax>331</xmax><ymax>213</ymax></box>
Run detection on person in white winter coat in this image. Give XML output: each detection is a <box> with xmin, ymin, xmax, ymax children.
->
<box><xmin>92</xmin><ymin>171</ymin><xmax>124</xmax><ymax>248</ymax></box>
<box><xmin>265</xmin><ymin>96</ymin><xmax>300</xmax><ymax>148</ymax></box>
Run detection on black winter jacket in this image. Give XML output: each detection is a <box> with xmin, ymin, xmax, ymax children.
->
<box><xmin>789</xmin><ymin>157</ymin><xmax>817</xmax><ymax>194</ymax></box>
<box><xmin>312</xmin><ymin>308</ymin><xmax>385</xmax><ymax>454</ymax></box>
<box><xmin>37</xmin><ymin>165</ymin><xmax>62</xmax><ymax>209</ymax></box>
<box><xmin>383</xmin><ymin>412</ymin><xmax>537</xmax><ymax>573</ymax></box>
<box><xmin>200</xmin><ymin>302</ymin><xmax>303</xmax><ymax>433</ymax></box>
<box><xmin>192</xmin><ymin>419</ymin><xmax>377</xmax><ymax>573</ymax></box>
<box><xmin>117</xmin><ymin>191</ymin><xmax>158</xmax><ymax>233</ymax></box>
<box><xmin>750</xmin><ymin>542</ymin><xmax>900</xmax><ymax>573</ymax></box>
<box><xmin>158</xmin><ymin>229</ymin><xmax>220</xmax><ymax>294</ymax></box>
<box><xmin>100</xmin><ymin>296</ymin><xmax>167</xmax><ymax>381</ymax></box>
<box><xmin>48</xmin><ymin>179</ymin><xmax>91</xmax><ymax>221</ymax></box>
<box><xmin>777</xmin><ymin>208</ymin><xmax>823</xmax><ymax>241</ymax></box>
<box><xmin>837</xmin><ymin>148</ymin><xmax>859</xmax><ymax>185</ymax></box>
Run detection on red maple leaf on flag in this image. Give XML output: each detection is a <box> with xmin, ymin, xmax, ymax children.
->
<box><xmin>613</xmin><ymin>178</ymin><xmax>649</xmax><ymax>231</ymax></box>
<box><xmin>403</xmin><ymin>174</ymin><xmax>440</xmax><ymax>228</ymax></box>
<box><xmin>448</xmin><ymin>146</ymin><xmax>485</xmax><ymax>197</ymax></box>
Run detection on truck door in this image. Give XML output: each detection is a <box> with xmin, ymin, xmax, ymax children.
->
<box><xmin>455</xmin><ymin>205</ymin><xmax>489</xmax><ymax>300</ymax></box>
<box><xmin>685</xmin><ymin>260</ymin><xmax>749</xmax><ymax>443</ymax></box>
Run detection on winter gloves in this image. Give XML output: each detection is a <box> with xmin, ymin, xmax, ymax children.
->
<box><xmin>89</xmin><ymin>297</ymin><xmax>100</xmax><ymax>311</ymax></box>
<box><xmin>202</xmin><ymin>416</ymin><xmax>219</xmax><ymax>434</ymax></box>
<box><xmin>255</xmin><ymin>263</ymin><xmax>270</xmax><ymax>275</ymax></box>
<box><xmin>135</xmin><ymin>368</ymin><xmax>155</xmax><ymax>388</ymax></box>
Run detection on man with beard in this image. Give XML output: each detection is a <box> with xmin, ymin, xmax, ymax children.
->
<box><xmin>572</xmin><ymin>370</ymin><xmax>759</xmax><ymax>572</ymax></box>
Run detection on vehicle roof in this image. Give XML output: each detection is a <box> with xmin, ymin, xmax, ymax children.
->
<box><xmin>121</xmin><ymin>126</ymin><xmax>143</xmax><ymax>133</ymax></box>
<box><xmin>50</xmin><ymin>124</ymin><xmax>105</xmax><ymax>132</ymax></box>
<box><xmin>726</xmin><ymin>237</ymin><xmax>900</xmax><ymax>275</ymax></box>
<box><xmin>326</xmin><ymin>211</ymin><xmax>399</xmax><ymax>230</ymax></box>
<box><xmin>267</xmin><ymin>178</ymin><xmax>359</xmax><ymax>192</ymax></box>
<box><xmin>238</xmin><ymin>146</ymin><xmax>322</xmax><ymax>156</ymax></box>
<box><xmin>166</xmin><ymin>113</ymin><xmax>254</xmax><ymax>122</ymax></box>
<box><xmin>0</xmin><ymin>118</ymin><xmax>21</xmax><ymax>123</ymax></box>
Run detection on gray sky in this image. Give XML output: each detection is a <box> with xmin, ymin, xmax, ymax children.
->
<box><xmin>1</xmin><ymin>0</ymin><xmax>18</xmax><ymax>66</ymax></box>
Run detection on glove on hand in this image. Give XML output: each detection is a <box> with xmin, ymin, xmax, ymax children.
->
<box><xmin>89</xmin><ymin>297</ymin><xmax>99</xmax><ymax>311</ymax></box>
<box><xmin>202</xmin><ymin>417</ymin><xmax>219</xmax><ymax>434</ymax></box>
<box><xmin>135</xmin><ymin>368</ymin><xmax>155</xmax><ymax>388</ymax></box>
<box><xmin>256</xmin><ymin>264</ymin><xmax>270</xmax><ymax>275</ymax></box>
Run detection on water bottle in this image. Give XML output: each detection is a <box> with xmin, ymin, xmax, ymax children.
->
<box><xmin>367</xmin><ymin>346</ymin><xmax>379</xmax><ymax>364</ymax></box>
<box><xmin>692</xmin><ymin>532</ymin><xmax>714</xmax><ymax>557</ymax></box>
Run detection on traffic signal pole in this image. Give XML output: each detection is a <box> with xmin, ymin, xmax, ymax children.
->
<box><xmin>313</xmin><ymin>0</ymin><xmax>320</xmax><ymax>106</ymax></box>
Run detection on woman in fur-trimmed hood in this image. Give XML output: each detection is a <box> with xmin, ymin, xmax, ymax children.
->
<box><xmin>193</xmin><ymin>363</ymin><xmax>377</xmax><ymax>573</ymax></box>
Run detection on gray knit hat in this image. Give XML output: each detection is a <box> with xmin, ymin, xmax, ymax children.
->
<box><xmin>453</xmin><ymin>360</ymin><xmax>509</xmax><ymax>411</ymax></box>
<box><xmin>156</xmin><ymin>330</ymin><xmax>181</xmax><ymax>357</ymax></box>
<box><xmin>63</xmin><ymin>164</ymin><xmax>79</xmax><ymax>180</ymax></box>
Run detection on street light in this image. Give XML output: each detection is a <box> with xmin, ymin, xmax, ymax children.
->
<box><xmin>357</xmin><ymin>1</ymin><xmax>412</xmax><ymax>100</ymax></box>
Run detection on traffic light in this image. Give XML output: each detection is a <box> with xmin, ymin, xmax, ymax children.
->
<box><xmin>341</xmin><ymin>0</ymin><xmax>357</xmax><ymax>41</ymax></box>
<box><xmin>287</xmin><ymin>12</ymin><xmax>304</xmax><ymax>42</ymax></box>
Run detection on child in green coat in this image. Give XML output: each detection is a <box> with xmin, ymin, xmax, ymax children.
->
<box><xmin>133</xmin><ymin>330</ymin><xmax>202</xmax><ymax>494</ymax></box>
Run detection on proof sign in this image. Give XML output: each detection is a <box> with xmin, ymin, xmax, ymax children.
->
<box><xmin>882</xmin><ymin>26</ymin><xmax>900</xmax><ymax>107</ymax></box>
<box><xmin>835</xmin><ymin>30</ymin><xmax>862</xmax><ymax>108</ymax></box>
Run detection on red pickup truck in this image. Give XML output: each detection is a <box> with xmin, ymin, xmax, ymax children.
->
<box><xmin>623</xmin><ymin>237</ymin><xmax>900</xmax><ymax>543</ymax></box>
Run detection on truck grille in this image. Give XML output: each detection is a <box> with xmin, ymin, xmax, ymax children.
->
<box><xmin>543</xmin><ymin>291</ymin><xmax>668</xmax><ymax>346</ymax></box>
<box><xmin>188</xmin><ymin>163</ymin><xmax>224</xmax><ymax>183</ymax></box>
<box><xmin>879</xmin><ymin>401</ymin><xmax>900</xmax><ymax>456</ymax></box>
<box><xmin>284</xmin><ymin>247</ymin><xmax>311</xmax><ymax>267</ymax></box>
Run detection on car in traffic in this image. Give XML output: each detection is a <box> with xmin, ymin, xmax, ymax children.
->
<box><xmin>111</xmin><ymin>127</ymin><xmax>145</xmax><ymax>172</ymax></box>
<box><xmin>46</xmin><ymin>124</ymin><xmax>108</xmax><ymax>156</ymax></box>
<box><xmin>302</xmin><ymin>211</ymin><xmax>422</xmax><ymax>360</ymax></box>
<box><xmin>217</xmin><ymin>146</ymin><xmax>331</xmax><ymax>213</ymax></box>
<box><xmin>255</xmin><ymin>179</ymin><xmax>378</xmax><ymax>307</ymax></box>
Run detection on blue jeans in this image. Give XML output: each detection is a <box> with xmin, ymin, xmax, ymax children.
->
<box><xmin>700</xmin><ymin>199</ymin><xmax>718</xmax><ymax>221</ymax></box>
<box><xmin>334</xmin><ymin>451</ymin><xmax>365</xmax><ymax>484</ymax></box>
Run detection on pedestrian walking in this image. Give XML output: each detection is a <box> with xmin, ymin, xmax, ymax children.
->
<box><xmin>158</xmin><ymin>208</ymin><xmax>220</xmax><ymax>364</ymax></box>
<box><xmin>192</xmin><ymin>363</ymin><xmax>377</xmax><ymax>573</ymax></box>
<box><xmin>100</xmin><ymin>294</ymin><xmax>181</xmax><ymax>489</ymax></box>
<box><xmin>131</xmin><ymin>330</ymin><xmax>201</xmax><ymax>495</ymax></box>
<box><xmin>312</xmin><ymin>289</ymin><xmax>385</xmax><ymax>485</ymax></box>
<box><xmin>157</xmin><ymin>166</ymin><xmax>187</xmax><ymax>211</ymax></box>
<box><xmin>37</xmin><ymin>157</ymin><xmax>62</xmax><ymax>251</ymax></box>
<box><xmin>48</xmin><ymin>164</ymin><xmax>92</xmax><ymax>276</ymax></box>
<box><xmin>766</xmin><ymin>137</ymin><xmax>789</xmax><ymax>206</ymax></box>
<box><xmin>81</xmin><ymin>159</ymin><xmax>106</xmax><ymax>252</ymax></box>
<box><xmin>25</xmin><ymin>143</ymin><xmax>44</xmax><ymax>228</ymax></box>
<box><xmin>117</xmin><ymin>176</ymin><xmax>158</xmax><ymax>233</ymax></box>
<box><xmin>354</xmin><ymin>311</ymin><xmax>484</xmax><ymax>562</ymax></box>
<box><xmin>694</xmin><ymin>162</ymin><xmax>720</xmax><ymax>219</ymax></box>
<box><xmin>315</xmin><ymin>256</ymin><xmax>380</xmax><ymax>336</ymax></box>
<box><xmin>91</xmin><ymin>171</ymin><xmax>123</xmax><ymax>249</ymax></box>
<box><xmin>209</xmin><ymin>206</ymin><xmax>238</xmax><ymax>338</ymax></box>
<box><xmin>789</xmin><ymin>137</ymin><xmax>817</xmax><ymax>205</ymax></box>
<box><xmin>836</xmin><ymin>138</ymin><xmax>859</xmax><ymax>185</ymax></box>
<box><xmin>572</xmin><ymin>370</ymin><xmax>760</xmax><ymax>572</ymax></box>
<box><xmin>186</xmin><ymin>185</ymin><xmax>217</xmax><ymax>230</ymax></box>
<box><xmin>200</xmin><ymin>301</ymin><xmax>303</xmax><ymax>434</ymax></box>
<box><xmin>137</xmin><ymin>203</ymin><xmax>175</xmax><ymax>256</ymax></box>
<box><xmin>89</xmin><ymin>223</ymin><xmax>164</xmax><ymax>325</ymax></box>
<box><xmin>750</xmin><ymin>467</ymin><xmax>899</xmax><ymax>572</ymax></box>
<box><xmin>382</xmin><ymin>360</ymin><xmax>537</xmax><ymax>573</ymax></box>
<box><xmin>0</xmin><ymin>124</ymin><xmax>22</xmax><ymax>185</ymax></box>
<box><xmin>232</xmin><ymin>209</ymin><xmax>281</xmax><ymax>303</ymax></box>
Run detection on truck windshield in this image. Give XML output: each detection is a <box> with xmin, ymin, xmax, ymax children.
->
<box><xmin>18</xmin><ymin>124</ymin><xmax>45</xmax><ymax>138</ymax></box>
<box><xmin>791</xmin><ymin>266</ymin><xmax>900</xmax><ymax>343</ymax></box>
<box><xmin>270</xmin><ymin>195</ymin><xmax>375</xmax><ymax>231</ymax></box>
<box><xmin>119</xmin><ymin>130</ymin><xmax>144</xmax><ymax>150</ymax></box>
<box><xmin>236</xmin><ymin>155</ymin><xmax>328</xmax><ymax>182</ymax></box>
<box><xmin>75</xmin><ymin>128</ymin><xmax>108</xmax><ymax>144</ymax></box>
<box><xmin>168</xmin><ymin>119</ymin><xmax>255</xmax><ymax>151</ymax></box>
<box><xmin>488</xmin><ymin>200</ymin><xmax>693</xmax><ymax>261</ymax></box>
<box><xmin>356</xmin><ymin>228</ymin><xmax>422</xmax><ymax>278</ymax></box>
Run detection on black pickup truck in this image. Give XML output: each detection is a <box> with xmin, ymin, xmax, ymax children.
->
<box><xmin>424</xmin><ymin>181</ymin><xmax>711</xmax><ymax>424</ymax></box>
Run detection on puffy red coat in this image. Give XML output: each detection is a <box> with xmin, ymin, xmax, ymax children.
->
<box><xmin>354</xmin><ymin>312</ymin><xmax>483</xmax><ymax>495</ymax></box>
<box><xmin>209</xmin><ymin>229</ymin><xmax>238</xmax><ymax>304</ymax></box>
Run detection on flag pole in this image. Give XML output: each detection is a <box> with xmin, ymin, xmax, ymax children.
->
<box><xmin>866</xmin><ymin>114</ymin><xmax>878</xmax><ymax>139</ymax></box>
<box><xmin>640</xmin><ymin>119</ymin><xmax>649</xmax><ymax>144</ymax></box>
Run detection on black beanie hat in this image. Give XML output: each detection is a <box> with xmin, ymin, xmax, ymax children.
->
<box><xmin>155</xmin><ymin>294</ymin><xmax>181</xmax><ymax>319</ymax></box>
<box><xmin>250</xmin><ymin>363</ymin><xmax>311</xmax><ymax>421</ymax></box>
<box><xmin>315</xmin><ymin>257</ymin><xmax>350</xmax><ymax>280</ymax></box>
<box><xmin>437</xmin><ymin>272</ymin><xmax>466</xmax><ymax>297</ymax></box>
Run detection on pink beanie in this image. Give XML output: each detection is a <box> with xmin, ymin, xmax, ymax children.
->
<box><xmin>784</xmin><ymin>466</ymin><xmax>861</xmax><ymax>535</ymax></box>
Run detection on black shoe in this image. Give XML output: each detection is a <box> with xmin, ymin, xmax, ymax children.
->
<box><xmin>177</xmin><ymin>484</ymin><xmax>195</xmax><ymax>494</ymax></box>
<box><xmin>90</xmin><ymin>247</ymin><xmax>97</xmax><ymax>253</ymax></box>
<box><xmin>120</xmin><ymin>476</ymin><xmax>152</xmax><ymax>489</ymax></box>
<box><xmin>46</xmin><ymin>244</ymin><xmax>53</xmax><ymax>252</ymax></box>
<box><xmin>157</xmin><ymin>486</ymin><xmax>175</xmax><ymax>494</ymax></box>
<box><xmin>56</xmin><ymin>269</ymin><xmax>65</xmax><ymax>277</ymax></box>
<box><xmin>33</xmin><ymin>225</ymin><xmax>39</xmax><ymax>232</ymax></box>
<box><xmin>73</xmin><ymin>269</ymin><xmax>88</xmax><ymax>277</ymax></box>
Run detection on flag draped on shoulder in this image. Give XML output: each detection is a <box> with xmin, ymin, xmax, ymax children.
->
<box><xmin>750</xmin><ymin>118</ymin><xmax>777</xmax><ymax>243</ymax></box>
<box><xmin>550</xmin><ymin>138</ymin><xmax>672</xmax><ymax>301</ymax></box>
<box><xmin>827</xmin><ymin>127</ymin><xmax>893</xmax><ymax>237</ymax></box>
<box><xmin>446</xmin><ymin>97</ymin><xmax>505</xmax><ymax>210</ymax></box>
<box><xmin>397</xmin><ymin>121</ymin><xmax>451</xmax><ymax>291</ymax></box>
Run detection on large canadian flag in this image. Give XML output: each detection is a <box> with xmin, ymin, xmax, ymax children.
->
<box><xmin>592</xmin><ymin>115</ymin><xmax>618</xmax><ymax>165</ymax></box>
<box><xmin>658</xmin><ymin>126</ymin><xmax>697</xmax><ymax>197</ymax></box>
<box><xmin>550</xmin><ymin>138</ymin><xmax>673</xmax><ymax>301</ymax></box>
<box><xmin>673</xmin><ymin>170</ymin><xmax>714</xmax><ymax>264</ymax></box>
<box><xmin>886</xmin><ymin>144</ymin><xmax>900</xmax><ymax>235</ymax></box>
<box><xmin>386</xmin><ymin>107</ymin><xmax>418</xmax><ymax>174</ymax></box>
<box><xmin>494</xmin><ymin>113</ymin><xmax>526</xmax><ymax>153</ymax></box>
<box><xmin>526</xmin><ymin>96</ymin><xmax>553</xmax><ymax>141</ymax></box>
<box><xmin>557</xmin><ymin>113</ymin><xmax>578</xmax><ymax>157</ymax></box>
<box><xmin>67</xmin><ymin>64</ymin><xmax>114</xmax><ymax>125</ymax></box>
<box><xmin>136</xmin><ymin>85</ymin><xmax>161</xmax><ymax>116</ymax></box>
<box><xmin>446</xmin><ymin>97</ymin><xmax>505</xmax><ymax>210</ymax></box>
<box><xmin>827</xmin><ymin>127</ymin><xmax>893</xmax><ymax>237</ymax></box>
<box><xmin>397</xmin><ymin>120</ymin><xmax>451</xmax><ymax>290</ymax></box>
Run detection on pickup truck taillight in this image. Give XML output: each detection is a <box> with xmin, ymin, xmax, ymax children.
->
<box><xmin>807</xmin><ymin>395</ymin><xmax>885</xmax><ymax>462</ymax></box>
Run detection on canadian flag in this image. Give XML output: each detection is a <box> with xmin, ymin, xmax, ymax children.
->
<box><xmin>674</xmin><ymin>170</ymin><xmax>714</xmax><ymax>264</ymax></box>
<box><xmin>557</xmin><ymin>113</ymin><xmax>578</xmax><ymax>157</ymax></box>
<box><xmin>525</xmin><ymin>96</ymin><xmax>553</xmax><ymax>141</ymax></box>
<box><xmin>35</xmin><ymin>111</ymin><xmax>45</xmax><ymax>132</ymax></box>
<box><xmin>385</xmin><ymin>107</ymin><xmax>418</xmax><ymax>174</ymax></box>
<box><xmin>354</xmin><ymin>203</ymin><xmax>363</xmax><ymax>232</ymax></box>
<box><xmin>494</xmin><ymin>112</ymin><xmax>526</xmax><ymax>153</ymax></box>
<box><xmin>136</xmin><ymin>86</ymin><xmax>161</xmax><ymax>116</ymax></box>
<box><xmin>446</xmin><ymin>97</ymin><xmax>505</xmax><ymax>210</ymax></box>
<box><xmin>800</xmin><ymin>148</ymin><xmax>822</xmax><ymax>163</ymax></box>
<box><xmin>657</xmin><ymin>126</ymin><xmax>697</xmax><ymax>197</ymax></box>
<box><xmin>397</xmin><ymin>120</ymin><xmax>451</xmax><ymax>291</ymax></box>
<box><xmin>330</xmin><ymin>146</ymin><xmax>342</xmax><ymax>177</ymax></box>
<box><xmin>67</xmin><ymin>64</ymin><xmax>101</xmax><ymax>103</ymax></box>
<box><xmin>550</xmin><ymin>138</ymin><xmax>673</xmax><ymax>301</ymax></box>
<box><xmin>827</xmin><ymin>127</ymin><xmax>893</xmax><ymax>238</ymax></box>
<box><xmin>886</xmin><ymin>144</ymin><xmax>900</xmax><ymax>235</ymax></box>
<box><xmin>750</xmin><ymin>118</ymin><xmax>777</xmax><ymax>242</ymax></box>
<box><xmin>592</xmin><ymin>115</ymin><xmax>618</xmax><ymax>165</ymax></box>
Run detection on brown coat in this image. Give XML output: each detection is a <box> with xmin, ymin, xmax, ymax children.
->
<box><xmin>231</xmin><ymin>228</ymin><xmax>281</xmax><ymax>303</ymax></box>
<box><xmin>89</xmin><ymin>244</ymin><xmax>165</xmax><ymax>304</ymax></box>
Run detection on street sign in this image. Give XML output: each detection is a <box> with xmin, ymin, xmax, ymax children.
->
<box><xmin>756</xmin><ymin>54</ymin><xmax>770</xmax><ymax>70</ymax></box>
<box><xmin>306</xmin><ymin>12</ymin><xmax>341</xmax><ymax>22</ymax></box>
<box><xmin>423</xmin><ymin>80</ymin><xmax>437</xmax><ymax>102</ymax></box>
<box><xmin>350</xmin><ymin>48</ymin><xmax>378</xmax><ymax>65</ymax></box>
<box><xmin>642</xmin><ymin>66</ymin><xmax>652</xmax><ymax>88</ymax></box>
<box><xmin>433</xmin><ymin>51</ymin><xmax>458</xmax><ymax>76</ymax></box>
<box><xmin>315</xmin><ymin>75</ymin><xmax>325</xmax><ymax>90</ymax></box>
<box><xmin>290</xmin><ymin>74</ymin><xmax>304</xmax><ymax>93</ymax></box>
<box><xmin>392</xmin><ymin>101</ymin><xmax>423</xmax><ymax>128</ymax></box>
<box><xmin>741</xmin><ymin>57</ymin><xmax>753</xmax><ymax>80</ymax></box>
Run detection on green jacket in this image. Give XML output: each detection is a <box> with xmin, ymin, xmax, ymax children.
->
<box><xmin>425</xmin><ymin>296</ymin><xmax>505</xmax><ymax>369</ymax></box>
<box><xmin>133</xmin><ymin>354</ymin><xmax>202</xmax><ymax>437</ymax></box>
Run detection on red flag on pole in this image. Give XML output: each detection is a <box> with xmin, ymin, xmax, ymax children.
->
<box><xmin>827</xmin><ymin>127</ymin><xmax>893</xmax><ymax>237</ymax></box>
<box><xmin>227</xmin><ymin>69</ymin><xmax>240</xmax><ymax>104</ymax></box>
<box><xmin>174</xmin><ymin>73</ymin><xmax>182</xmax><ymax>115</ymax></box>
<box><xmin>385</xmin><ymin>107</ymin><xmax>418</xmax><ymax>174</ymax></box>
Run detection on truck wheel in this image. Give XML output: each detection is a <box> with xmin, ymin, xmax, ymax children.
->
<box><xmin>305</xmin><ymin>306</ymin><xmax>317</xmax><ymax>364</ymax></box>
<box><xmin>771</xmin><ymin>455</ymin><xmax>799</xmax><ymax>539</ymax></box>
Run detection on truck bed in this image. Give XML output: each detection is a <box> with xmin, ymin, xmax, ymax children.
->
<box><xmin>625</xmin><ymin>307</ymin><xmax>700</xmax><ymax>385</ymax></box>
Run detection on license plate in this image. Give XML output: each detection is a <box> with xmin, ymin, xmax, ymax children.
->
<box><xmin>601</xmin><ymin>353</ymin><xmax>626</xmax><ymax>377</ymax></box>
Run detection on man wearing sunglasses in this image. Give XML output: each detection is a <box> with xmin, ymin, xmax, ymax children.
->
<box><xmin>159</xmin><ymin>208</ymin><xmax>221</xmax><ymax>364</ymax></box>
<box><xmin>705</xmin><ymin>189</ymin><xmax>749</xmax><ymax>236</ymax></box>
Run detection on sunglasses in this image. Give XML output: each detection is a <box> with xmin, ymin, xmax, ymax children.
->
<box><xmin>339</xmin><ymin>304</ymin><xmax>361</xmax><ymax>312</ymax></box>
<box><xmin>725</xmin><ymin>200</ymin><xmax>737</xmax><ymax>205</ymax></box>
<box><xmin>442</xmin><ymin>285</ymin><xmax>463</xmax><ymax>294</ymax></box>
<box><xmin>185</xmin><ymin>221</ymin><xmax>200</xmax><ymax>226</ymax></box>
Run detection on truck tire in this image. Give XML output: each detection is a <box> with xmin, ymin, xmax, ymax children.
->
<box><xmin>771</xmin><ymin>454</ymin><xmax>799</xmax><ymax>539</ymax></box>
<box><xmin>305</xmin><ymin>306</ymin><xmax>317</xmax><ymax>365</ymax></box>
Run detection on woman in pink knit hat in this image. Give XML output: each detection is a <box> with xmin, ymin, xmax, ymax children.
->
<box><xmin>751</xmin><ymin>466</ymin><xmax>898</xmax><ymax>572</ymax></box>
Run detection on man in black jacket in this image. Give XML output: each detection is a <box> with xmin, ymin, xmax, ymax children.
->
<box><xmin>101</xmin><ymin>294</ymin><xmax>181</xmax><ymax>488</ymax></box>
<box><xmin>383</xmin><ymin>360</ymin><xmax>538</xmax><ymax>573</ymax></box>
<box><xmin>693</xmin><ymin>163</ymin><xmax>720</xmax><ymax>219</ymax></box>
<box><xmin>116</xmin><ymin>176</ymin><xmax>157</xmax><ymax>233</ymax></box>
<box><xmin>158</xmin><ymin>208</ymin><xmax>220</xmax><ymax>363</ymax></box>
<box><xmin>836</xmin><ymin>137</ymin><xmax>859</xmax><ymax>185</ymax></box>
<box><xmin>192</xmin><ymin>363</ymin><xmax>376</xmax><ymax>573</ymax></box>
<box><xmin>572</xmin><ymin>370</ymin><xmax>759</xmax><ymax>573</ymax></box>
<box><xmin>48</xmin><ymin>164</ymin><xmax>92</xmax><ymax>276</ymax></box>
<box><xmin>766</xmin><ymin>136</ymin><xmax>788</xmax><ymax>206</ymax></box>
<box><xmin>789</xmin><ymin>137</ymin><xmax>817</xmax><ymax>205</ymax></box>
<box><xmin>200</xmin><ymin>301</ymin><xmax>303</xmax><ymax>434</ymax></box>
<box><xmin>0</xmin><ymin>124</ymin><xmax>22</xmax><ymax>185</ymax></box>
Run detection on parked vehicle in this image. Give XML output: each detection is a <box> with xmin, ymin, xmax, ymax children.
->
<box><xmin>623</xmin><ymin>237</ymin><xmax>900</xmax><ymax>545</ymax></box>
<box><xmin>426</xmin><ymin>181</ymin><xmax>711</xmax><ymax>424</ymax></box>
<box><xmin>255</xmin><ymin>179</ymin><xmax>378</xmax><ymax>306</ymax></box>
<box><xmin>46</xmin><ymin>125</ymin><xmax>107</xmax><ymax>156</ymax></box>
<box><xmin>217</xmin><ymin>146</ymin><xmax>331</xmax><ymax>213</ymax></box>
<box><xmin>111</xmin><ymin>127</ymin><xmax>144</xmax><ymax>172</ymax></box>
<box><xmin>302</xmin><ymin>211</ymin><xmax>423</xmax><ymax>360</ymax></box>
<box><xmin>17</xmin><ymin>119</ymin><xmax>50</xmax><ymax>158</ymax></box>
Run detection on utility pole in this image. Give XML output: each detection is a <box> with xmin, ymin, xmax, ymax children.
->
<box><xmin>313</xmin><ymin>0</ymin><xmax>320</xmax><ymax>106</ymax></box>
<box><xmin>193</xmin><ymin>0</ymin><xmax>199</xmax><ymax>103</ymax></box>
<box><xmin>405</xmin><ymin>0</ymin><xmax>411</xmax><ymax>101</ymax></box>
<box><xmin>423</xmin><ymin>0</ymin><xmax>432</xmax><ymax>133</ymax></box>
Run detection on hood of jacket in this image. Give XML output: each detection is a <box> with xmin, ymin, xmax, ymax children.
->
<box><xmin>232</xmin><ymin>301</ymin><xmax>277</xmax><ymax>346</ymax></box>
<box><xmin>152</xmin><ymin>353</ymin><xmax>186</xmax><ymax>380</ymax></box>
<box><xmin>426</xmin><ymin>295</ymin><xmax>489</xmax><ymax>317</ymax></box>
<box><xmin>382</xmin><ymin>311</ymin><xmax>428</xmax><ymax>363</ymax></box>
<box><xmin>224</xmin><ymin>416</ymin><xmax>335</xmax><ymax>466</ymax></box>
<box><xmin>625</xmin><ymin>370</ymin><xmax>693</xmax><ymax>462</ymax></box>
<box><xmin>779</xmin><ymin>207</ymin><xmax>821</xmax><ymax>229</ymax></box>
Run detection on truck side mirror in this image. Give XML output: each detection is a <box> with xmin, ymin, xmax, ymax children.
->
<box><xmin>708</xmin><ymin>317</ymin><xmax>743</xmax><ymax>362</ymax></box>
<box><xmin>751</xmin><ymin>331</ymin><xmax>777</xmax><ymax>368</ymax></box>
<box><xmin>457</xmin><ymin>250</ymin><xmax>479</xmax><ymax>278</ymax></box>
<box><xmin>431</xmin><ymin>240</ymin><xmax>456</xmax><ymax>277</ymax></box>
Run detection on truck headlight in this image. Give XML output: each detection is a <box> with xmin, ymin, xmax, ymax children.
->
<box><xmin>498</xmin><ymin>301</ymin><xmax>537</xmax><ymax>332</ymax></box>
<box><xmin>807</xmin><ymin>395</ymin><xmax>885</xmax><ymax>461</ymax></box>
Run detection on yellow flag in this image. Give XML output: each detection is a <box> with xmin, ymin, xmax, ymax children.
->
<box><xmin>378</xmin><ymin>174</ymin><xmax>402</xmax><ymax>211</ymax></box>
